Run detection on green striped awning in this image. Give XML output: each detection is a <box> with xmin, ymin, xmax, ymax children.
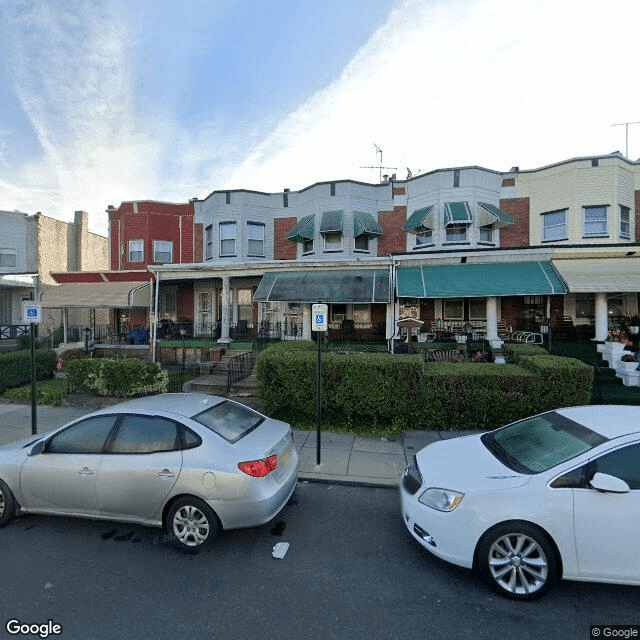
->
<box><xmin>444</xmin><ymin>202</ymin><xmax>472</xmax><ymax>226</ymax></box>
<box><xmin>354</xmin><ymin>212</ymin><xmax>383</xmax><ymax>237</ymax></box>
<box><xmin>254</xmin><ymin>269</ymin><xmax>390</xmax><ymax>303</ymax></box>
<box><xmin>320</xmin><ymin>210</ymin><xmax>343</xmax><ymax>234</ymax></box>
<box><xmin>477</xmin><ymin>202</ymin><xmax>515</xmax><ymax>228</ymax></box>
<box><xmin>285</xmin><ymin>215</ymin><xmax>315</xmax><ymax>243</ymax></box>
<box><xmin>402</xmin><ymin>206</ymin><xmax>435</xmax><ymax>232</ymax></box>
<box><xmin>396</xmin><ymin>261</ymin><xmax>567</xmax><ymax>298</ymax></box>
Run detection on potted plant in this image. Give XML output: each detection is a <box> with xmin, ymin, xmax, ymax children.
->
<box><xmin>619</xmin><ymin>352</ymin><xmax>639</xmax><ymax>374</ymax></box>
<box><xmin>537</xmin><ymin>316</ymin><xmax>550</xmax><ymax>334</ymax></box>
<box><xmin>627</xmin><ymin>315</ymin><xmax>640</xmax><ymax>336</ymax></box>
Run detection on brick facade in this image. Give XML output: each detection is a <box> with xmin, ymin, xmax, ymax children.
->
<box><xmin>499</xmin><ymin>197</ymin><xmax>530</xmax><ymax>247</ymax></box>
<box><xmin>108</xmin><ymin>201</ymin><xmax>199</xmax><ymax>269</ymax></box>
<box><xmin>274</xmin><ymin>217</ymin><xmax>298</xmax><ymax>260</ymax></box>
<box><xmin>377</xmin><ymin>206</ymin><xmax>407</xmax><ymax>255</ymax></box>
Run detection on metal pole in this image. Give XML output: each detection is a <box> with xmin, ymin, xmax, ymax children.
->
<box><xmin>316</xmin><ymin>330</ymin><xmax>322</xmax><ymax>465</ymax></box>
<box><xmin>30</xmin><ymin>323</ymin><xmax>37</xmax><ymax>435</ymax></box>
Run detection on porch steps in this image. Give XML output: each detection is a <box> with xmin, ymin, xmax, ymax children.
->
<box><xmin>185</xmin><ymin>350</ymin><xmax>261</xmax><ymax>410</ymax></box>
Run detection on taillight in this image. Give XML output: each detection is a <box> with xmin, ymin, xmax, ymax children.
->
<box><xmin>238</xmin><ymin>455</ymin><xmax>278</xmax><ymax>477</ymax></box>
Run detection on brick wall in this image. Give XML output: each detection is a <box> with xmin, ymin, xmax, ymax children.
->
<box><xmin>500</xmin><ymin>296</ymin><xmax>523</xmax><ymax>329</ymax></box>
<box><xmin>499</xmin><ymin>197</ymin><xmax>530</xmax><ymax>247</ymax></box>
<box><xmin>377</xmin><ymin>206</ymin><xmax>407</xmax><ymax>255</ymax></box>
<box><xmin>274</xmin><ymin>217</ymin><xmax>298</xmax><ymax>260</ymax></box>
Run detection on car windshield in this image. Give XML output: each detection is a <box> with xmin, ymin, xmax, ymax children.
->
<box><xmin>192</xmin><ymin>400</ymin><xmax>264</xmax><ymax>443</ymax></box>
<box><xmin>481</xmin><ymin>411</ymin><xmax>608</xmax><ymax>474</ymax></box>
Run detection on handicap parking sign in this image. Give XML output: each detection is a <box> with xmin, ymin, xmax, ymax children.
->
<box><xmin>312</xmin><ymin>304</ymin><xmax>328</xmax><ymax>331</ymax></box>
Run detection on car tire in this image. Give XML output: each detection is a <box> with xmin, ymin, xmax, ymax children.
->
<box><xmin>166</xmin><ymin>497</ymin><xmax>218</xmax><ymax>553</ymax></box>
<box><xmin>477</xmin><ymin>521</ymin><xmax>557</xmax><ymax>600</ymax></box>
<box><xmin>0</xmin><ymin>479</ymin><xmax>16</xmax><ymax>527</ymax></box>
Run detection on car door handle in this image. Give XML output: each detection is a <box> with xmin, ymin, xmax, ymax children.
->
<box><xmin>158</xmin><ymin>469</ymin><xmax>175</xmax><ymax>478</ymax></box>
<box><xmin>79</xmin><ymin>467</ymin><xmax>94</xmax><ymax>475</ymax></box>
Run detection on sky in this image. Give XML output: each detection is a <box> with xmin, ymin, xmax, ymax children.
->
<box><xmin>1</xmin><ymin>0</ymin><xmax>639</xmax><ymax>237</ymax></box>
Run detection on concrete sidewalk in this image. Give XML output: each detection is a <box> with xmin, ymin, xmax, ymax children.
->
<box><xmin>0</xmin><ymin>402</ymin><xmax>477</xmax><ymax>488</ymax></box>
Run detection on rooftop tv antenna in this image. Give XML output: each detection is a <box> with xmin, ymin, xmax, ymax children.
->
<box><xmin>360</xmin><ymin>143</ymin><xmax>397</xmax><ymax>182</ymax></box>
<box><xmin>612</xmin><ymin>121</ymin><xmax>640</xmax><ymax>157</ymax></box>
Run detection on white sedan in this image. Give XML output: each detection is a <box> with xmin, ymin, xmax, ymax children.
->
<box><xmin>400</xmin><ymin>405</ymin><xmax>640</xmax><ymax>600</ymax></box>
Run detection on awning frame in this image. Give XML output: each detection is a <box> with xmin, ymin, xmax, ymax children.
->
<box><xmin>403</xmin><ymin>206</ymin><xmax>436</xmax><ymax>232</ymax></box>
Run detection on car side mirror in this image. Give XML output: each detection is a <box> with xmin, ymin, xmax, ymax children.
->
<box><xmin>589</xmin><ymin>471</ymin><xmax>630</xmax><ymax>494</ymax></box>
<box><xmin>28</xmin><ymin>440</ymin><xmax>45</xmax><ymax>457</ymax></box>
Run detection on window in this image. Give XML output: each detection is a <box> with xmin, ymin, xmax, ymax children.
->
<box><xmin>247</xmin><ymin>222</ymin><xmax>265</xmax><ymax>257</ymax></box>
<box><xmin>445</xmin><ymin>224</ymin><xmax>467</xmax><ymax>243</ymax></box>
<box><xmin>128</xmin><ymin>240</ymin><xmax>143</xmax><ymax>263</ymax></box>
<box><xmin>469</xmin><ymin>298</ymin><xmax>486</xmax><ymax>320</ymax></box>
<box><xmin>110</xmin><ymin>416</ymin><xmax>179</xmax><ymax>454</ymax></box>
<box><xmin>302</xmin><ymin>239</ymin><xmax>314</xmax><ymax>254</ymax></box>
<box><xmin>331</xmin><ymin>304</ymin><xmax>346</xmax><ymax>323</ymax></box>
<box><xmin>47</xmin><ymin>416</ymin><xmax>118</xmax><ymax>454</ymax></box>
<box><xmin>153</xmin><ymin>240</ymin><xmax>173</xmax><ymax>263</ymax></box>
<box><xmin>353</xmin><ymin>304</ymin><xmax>370</xmax><ymax>324</ymax></box>
<box><xmin>237</xmin><ymin>288</ymin><xmax>253</xmax><ymax>322</ymax></box>
<box><xmin>542</xmin><ymin>209</ymin><xmax>568</xmax><ymax>241</ymax></box>
<box><xmin>607</xmin><ymin>293</ymin><xmax>624</xmax><ymax>317</ymax></box>
<box><xmin>575</xmin><ymin>294</ymin><xmax>595</xmax><ymax>319</ymax></box>
<box><xmin>205</xmin><ymin>225</ymin><xmax>213</xmax><ymax>260</ymax></box>
<box><xmin>219</xmin><ymin>222</ymin><xmax>236</xmax><ymax>257</ymax></box>
<box><xmin>444</xmin><ymin>299</ymin><xmax>463</xmax><ymax>320</ymax></box>
<box><xmin>193</xmin><ymin>400</ymin><xmax>264</xmax><ymax>444</ymax></box>
<box><xmin>592</xmin><ymin>443</ymin><xmax>640</xmax><ymax>490</ymax></box>
<box><xmin>583</xmin><ymin>205</ymin><xmax>608</xmax><ymax>238</ymax></box>
<box><xmin>415</xmin><ymin>226</ymin><xmax>433</xmax><ymax>248</ymax></box>
<box><xmin>354</xmin><ymin>235</ymin><xmax>370</xmax><ymax>252</ymax></box>
<box><xmin>479</xmin><ymin>225</ymin><xmax>494</xmax><ymax>243</ymax></box>
<box><xmin>324</xmin><ymin>231</ymin><xmax>342</xmax><ymax>252</ymax></box>
<box><xmin>620</xmin><ymin>206</ymin><xmax>631</xmax><ymax>239</ymax></box>
<box><xmin>0</xmin><ymin>249</ymin><xmax>17</xmax><ymax>268</ymax></box>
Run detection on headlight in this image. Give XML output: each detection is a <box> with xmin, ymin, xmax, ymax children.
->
<box><xmin>418</xmin><ymin>488</ymin><xmax>464</xmax><ymax>512</ymax></box>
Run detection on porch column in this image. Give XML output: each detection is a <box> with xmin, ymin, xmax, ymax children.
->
<box><xmin>486</xmin><ymin>296</ymin><xmax>503</xmax><ymax>349</ymax></box>
<box><xmin>594</xmin><ymin>292</ymin><xmax>608</xmax><ymax>343</ymax></box>
<box><xmin>302</xmin><ymin>304</ymin><xmax>312</xmax><ymax>340</ymax></box>
<box><xmin>218</xmin><ymin>276</ymin><xmax>232</xmax><ymax>344</ymax></box>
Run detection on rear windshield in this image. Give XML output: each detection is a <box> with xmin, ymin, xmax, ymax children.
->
<box><xmin>481</xmin><ymin>411</ymin><xmax>608</xmax><ymax>474</ymax></box>
<box><xmin>192</xmin><ymin>400</ymin><xmax>264</xmax><ymax>443</ymax></box>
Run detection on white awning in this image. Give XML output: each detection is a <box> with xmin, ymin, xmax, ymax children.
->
<box><xmin>41</xmin><ymin>282</ymin><xmax>151</xmax><ymax>308</ymax></box>
<box><xmin>551</xmin><ymin>257</ymin><xmax>640</xmax><ymax>292</ymax></box>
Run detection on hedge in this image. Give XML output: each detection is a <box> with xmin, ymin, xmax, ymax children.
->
<box><xmin>0</xmin><ymin>349</ymin><xmax>57</xmax><ymax>392</ymax></box>
<box><xmin>67</xmin><ymin>358</ymin><xmax>168</xmax><ymax>397</ymax></box>
<box><xmin>255</xmin><ymin>343</ymin><xmax>594</xmax><ymax>434</ymax></box>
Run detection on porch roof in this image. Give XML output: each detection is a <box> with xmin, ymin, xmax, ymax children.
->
<box><xmin>551</xmin><ymin>257</ymin><xmax>640</xmax><ymax>292</ymax></box>
<box><xmin>41</xmin><ymin>282</ymin><xmax>151</xmax><ymax>308</ymax></box>
<box><xmin>396</xmin><ymin>261</ymin><xmax>567</xmax><ymax>298</ymax></box>
<box><xmin>254</xmin><ymin>269</ymin><xmax>390</xmax><ymax>303</ymax></box>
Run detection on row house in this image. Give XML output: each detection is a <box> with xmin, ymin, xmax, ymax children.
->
<box><xmin>147</xmin><ymin>152</ymin><xmax>640</xmax><ymax>352</ymax></box>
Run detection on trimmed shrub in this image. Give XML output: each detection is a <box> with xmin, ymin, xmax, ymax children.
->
<box><xmin>0</xmin><ymin>349</ymin><xmax>57</xmax><ymax>391</ymax></box>
<box><xmin>502</xmin><ymin>343</ymin><xmax>548</xmax><ymax>362</ymax></box>
<box><xmin>68</xmin><ymin>358</ymin><xmax>168</xmax><ymax>397</ymax></box>
<box><xmin>256</xmin><ymin>343</ymin><xmax>595</xmax><ymax>435</ymax></box>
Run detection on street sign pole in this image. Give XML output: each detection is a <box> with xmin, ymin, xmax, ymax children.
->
<box><xmin>30</xmin><ymin>323</ymin><xmax>37</xmax><ymax>435</ymax></box>
<box><xmin>23</xmin><ymin>301</ymin><xmax>42</xmax><ymax>436</ymax></box>
<box><xmin>312</xmin><ymin>304</ymin><xmax>328</xmax><ymax>466</ymax></box>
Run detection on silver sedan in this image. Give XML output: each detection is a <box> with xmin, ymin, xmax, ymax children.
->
<box><xmin>0</xmin><ymin>393</ymin><xmax>298</xmax><ymax>552</ymax></box>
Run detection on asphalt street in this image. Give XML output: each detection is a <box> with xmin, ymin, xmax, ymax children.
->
<box><xmin>1</xmin><ymin>483</ymin><xmax>637</xmax><ymax>640</ymax></box>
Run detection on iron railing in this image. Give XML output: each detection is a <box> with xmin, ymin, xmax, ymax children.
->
<box><xmin>227</xmin><ymin>351</ymin><xmax>257</xmax><ymax>387</ymax></box>
<box><xmin>0</xmin><ymin>324</ymin><xmax>30</xmax><ymax>340</ymax></box>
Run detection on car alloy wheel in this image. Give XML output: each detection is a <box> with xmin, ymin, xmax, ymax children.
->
<box><xmin>167</xmin><ymin>498</ymin><xmax>218</xmax><ymax>552</ymax></box>
<box><xmin>479</xmin><ymin>522</ymin><xmax>557</xmax><ymax>600</ymax></box>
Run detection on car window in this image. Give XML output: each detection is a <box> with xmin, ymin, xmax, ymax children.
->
<box><xmin>550</xmin><ymin>464</ymin><xmax>589</xmax><ymax>489</ymax></box>
<box><xmin>482</xmin><ymin>411</ymin><xmax>608</xmax><ymax>474</ymax></box>
<box><xmin>183</xmin><ymin>427</ymin><xmax>202</xmax><ymax>449</ymax></box>
<box><xmin>192</xmin><ymin>400</ymin><xmax>264</xmax><ymax>444</ymax></box>
<box><xmin>592</xmin><ymin>443</ymin><xmax>640</xmax><ymax>489</ymax></box>
<box><xmin>47</xmin><ymin>416</ymin><xmax>118</xmax><ymax>454</ymax></box>
<box><xmin>110</xmin><ymin>415</ymin><xmax>180</xmax><ymax>454</ymax></box>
